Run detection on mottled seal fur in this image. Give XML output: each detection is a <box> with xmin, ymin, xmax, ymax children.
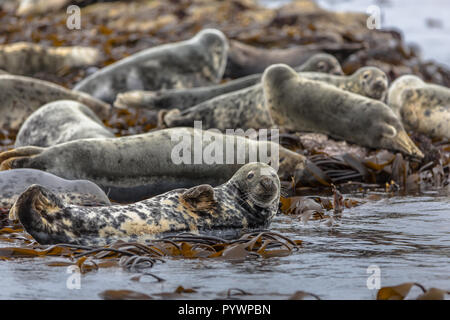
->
<box><xmin>300</xmin><ymin>66</ymin><xmax>388</xmax><ymax>101</ymax></box>
<box><xmin>262</xmin><ymin>64</ymin><xmax>424</xmax><ymax>158</ymax></box>
<box><xmin>0</xmin><ymin>42</ymin><xmax>100</xmax><ymax>76</ymax></box>
<box><xmin>0</xmin><ymin>127</ymin><xmax>305</xmax><ymax>203</ymax></box>
<box><xmin>15</xmin><ymin>100</ymin><xmax>114</xmax><ymax>148</ymax></box>
<box><xmin>0</xmin><ymin>169</ymin><xmax>110</xmax><ymax>219</ymax></box>
<box><xmin>0</xmin><ymin>75</ymin><xmax>111</xmax><ymax>131</ymax></box>
<box><xmin>73</xmin><ymin>29</ymin><xmax>229</xmax><ymax>103</ymax></box>
<box><xmin>388</xmin><ymin>75</ymin><xmax>450</xmax><ymax>140</ymax></box>
<box><xmin>12</xmin><ymin>163</ymin><xmax>280</xmax><ymax>245</ymax></box>
<box><xmin>161</xmin><ymin>66</ymin><xmax>387</xmax><ymax>131</ymax></box>
<box><xmin>225</xmin><ymin>39</ymin><xmax>362</xmax><ymax>78</ymax></box>
<box><xmin>114</xmin><ymin>53</ymin><xmax>343</xmax><ymax>110</ymax></box>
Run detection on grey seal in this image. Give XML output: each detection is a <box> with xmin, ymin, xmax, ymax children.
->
<box><xmin>15</xmin><ymin>100</ymin><xmax>114</xmax><ymax>148</ymax></box>
<box><xmin>388</xmin><ymin>75</ymin><xmax>450</xmax><ymax>140</ymax></box>
<box><xmin>114</xmin><ymin>53</ymin><xmax>343</xmax><ymax>110</ymax></box>
<box><xmin>12</xmin><ymin>163</ymin><xmax>280</xmax><ymax>245</ymax></box>
<box><xmin>225</xmin><ymin>39</ymin><xmax>362</xmax><ymax>78</ymax></box>
<box><xmin>0</xmin><ymin>42</ymin><xmax>100</xmax><ymax>76</ymax></box>
<box><xmin>0</xmin><ymin>75</ymin><xmax>111</xmax><ymax>131</ymax></box>
<box><xmin>0</xmin><ymin>169</ymin><xmax>111</xmax><ymax>219</ymax></box>
<box><xmin>0</xmin><ymin>127</ymin><xmax>305</xmax><ymax>203</ymax></box>
<box><xmin>73</xmin><ymin>29</ymin><xmax>229</xmax><ymax>103</ymax></box>
<box><xmin>161</xmin><ymin>66</ymin><xmax>388</xmax><ymax>131</ymax></box>
<box><xmin>262</xmin><ymin>64</ymin><xmax>424</xmax><ymax>158</ymax></box>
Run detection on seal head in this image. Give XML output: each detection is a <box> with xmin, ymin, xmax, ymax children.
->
<box><xmin>355</xmin><ymin>67</ymin><xmax>388</xmax><ymax>100</ymax></box>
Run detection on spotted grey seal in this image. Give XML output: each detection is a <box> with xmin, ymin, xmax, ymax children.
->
<box><xmin>0</xmin><ymin>169</ymin><xmax>111</xmax><ymax>220</ymax></box>
<box><xmin>15</xmin><ymin>100</ymin><xmax>114</xmax><ymax>148</ymax></box>
<box><xmin>225</xmin><ymin>39</ymin><xmax>362</xmax><ymax>78</ymax></box>
<box><xmin>12</xmin><ymin>163</ymin><xmax>280</xmax><ymax>245</ymax></box>
<box><xmin>0</xmin><ymin>42</ymin><xmax>100</xmax><ymax>76</ymax></box>
<box><xmin>262</xmin><ymin>64</ymin><xmax>424</xmax><ymax>158</ymax></box>
<box><xmin>161</xmin><ymin>66</ymin><xmax>388</xmax><ymax>131</ymax></box>
<box><xmin>0</xmin><ymin>127</ymin><xmax>305</xmax><ymax>203</ymax></box>
<box><xmin>0</xmin><ymin>75</ymin><xmax>111</xmax><ymax>131</ymax></box>
<box><xmin>73</xmin><ymin>29</ymin><xmax>229</xmax><ymax>103</ymax></box>
<box><xmin>388</xmin><ymin>75</ymin><xmax>450</xmax><ymax>140</ymax></box>
<box><xmin>114</xmin><ymin>53</ymin><xmax>343</xmax><ymax>110</ymax></box>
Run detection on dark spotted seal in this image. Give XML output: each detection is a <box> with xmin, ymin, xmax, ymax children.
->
<box><xmin>388</xmin><ymin>75</ymin><xmax>450</xmax><ymax>140</ymax></box>
<box><xmin>0</xmin><ymin>169</ymin><xmax>111</xmax><ymax>220</ymax></box>
<box><xmin>225</xmin><ymin>39</ymin><xmax>362</xmax><ymax>78</ymax></box>
<box><xmin>73</xmin><ymin>29</ymin><xmax>228</xmax><ymax>103</ymax></box>
<box><xmin>12</xmin><ymin>163</ymin><xmax>280</xmax><ymax>245</ymax></box>
<box><xmin>15</xmin><ymin>100</ymin><xmax>114</xmax><ymax>148</ymax></box>
<box><xmin>114</xmin><ymin>53</ymin><xmax>343</xmax><ymax>110</ymax></box>
<box><xmin>161</xmin><ymin>67</ymin><xmax>387</xmax><ymax>131</ymax></box>
<box><xmin>262</xmin><ymin>64</ymin><xmax>424</xmax><ymax>158</ymax></box>
<box><xmin>0</xmin><ymin>75</ymin><xmax>111</xmax><ymax>131</ymax></box>
<box><xmin>0</xmin><ymin>127</ymin><xmax>305</xmax><ymax>203</ymax></box>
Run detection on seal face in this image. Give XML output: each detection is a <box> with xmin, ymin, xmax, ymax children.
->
<box><xmin>0</xmin><ymin>168</ymin><xmax>111</xmax><ymax>219</ymax></box>
<box><xmin>15</xmin><ymin>100</ymin><xmax>114</xmax><ymax>148</ymax></box>
<box><xmin>113</xmin><ymin>53</ymin><xmax>343</xmax><ymax>111</ymax></box>
<box><xmin>0</xmin><ymin>75</ymin><xmax>110</xmax><ymax>131</ymax></box>
<box><xmin>388</xmin><ymin>75</ymin><xmax>450</xmax><ymax>140</ymax></box>
<box><xmin>73</xmin><ymin>29</ymin><xmax>229</xmax><ymax>103</ymax></box>
<box><xmin>12</xmin><ymin>163</ymin><xmax>280</xmax><ymax>246</ymax></box>
<box><xmin>0</xmin><ymin>127</ymin><xmax>305</xmax><ymax>203</ymax></box>
<box><xmin>300</xmin><ymin>66</ymin><xmax>388</xmax><ymax>101</ymax></box>
<box><xmin>262</xmin><ymin>64</ymin><xmax>424</xmax><ymax>158</ymax></box>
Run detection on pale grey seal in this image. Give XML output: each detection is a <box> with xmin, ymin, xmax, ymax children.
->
<box><xmin>388</xmin><ymin>75</ymin><xmax>450</xmax><ymax>140</ymax></box>
<box><xmin>73</xmin><ymin>29</ymin><xmax>229</xmax><ymax>103</ymax></box>
<box><xmin>0</xmin><ymin>168</ymin><xmax>110</xmax><ymax>219</ymax></box>
<box><xmin>15</xmin><ymin>100</ymin><xmax>114</xmax><ymax>148</ymax></box>
<box><xmin>0</xmin><ymin>75</ymin><xmax>111</xmax><ymax>131</ymax></box>
<box><xmin>0</xmin><ymin>127</ymin><xmax>305</xmax><ymax>202</ymax></box>
<box><xmin>262</xmin><ymin>64</ymin><xmax>424</xmax><ymax>158</ymax></box>
<box><xmin>113</xmin><ymin>53</ymin><xmax>343</xmax><ymax>110</ymax></box>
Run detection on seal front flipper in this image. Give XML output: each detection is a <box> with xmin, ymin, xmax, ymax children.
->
<box><xmin>0</xmin><ymin>146</ymin><xmax>44</xmax><ymax>170</ymax></box>
<box><xmin>12</xmin><ymin>184</ymin><xmax>72</xmax><ymax>245</ymax></box>
<box><xmin>181</xmin><ymin>184</ymin><xmax>217</xmax><ymax>211</ymax></box>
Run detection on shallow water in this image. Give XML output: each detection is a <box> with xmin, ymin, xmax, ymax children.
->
<box><xmin>1</xmin><ymin>192</ymin><xmax>448</xmax><ymax>299</ymax></box>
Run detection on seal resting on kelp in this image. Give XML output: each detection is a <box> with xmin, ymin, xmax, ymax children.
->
<box><xmin>388</xmin><ymin>75</ymin><xmax>450</xmax><ymax>140</ymax></box>
<box><xmin>113</xmin><ymin>53</ymin><xmax>343</xmax><ymax>110</ymax></box>
<box><xmin>0</xmin><ymin>127</ymin><xmax>305</xmax><ymax>203</ymax></box>
<box><xmin>0</xmin><ymin>169</ymin><xmax>110</xmax><ymax>220</ymax></box>
<box><xmin>0</xmin><ymin>75</ymin><xmax>110</xmax><ymax>131</ymax></box>
<box><xmin>73</xmin><ymin>29</ymin><xmax>229</xmax><ymax>103</ymax></box>
<box><xmin>15</xmin><ymin>100</ymin><xmax>114</xmax><ymax>148</ymax></box>
<box><xmin>161</xmin><ymin>66</ymin><xmax>388</xmax><ymax>131</ymax></box>
<box><xmin>12</xmin><ymin>163</ymin><xmax>280</xmax><ymax>245</ymax></box>
<box><xmin>262</xmin><ymin>64</ymin><xmax>424</xmax><ymax>158</ymax></box>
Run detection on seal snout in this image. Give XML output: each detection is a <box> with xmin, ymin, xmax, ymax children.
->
<box><xmin>259</xmin><ymin>176</ymin><xmax>277</xmax><ymax>194</ymax></box>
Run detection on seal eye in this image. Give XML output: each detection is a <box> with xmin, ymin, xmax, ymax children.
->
<box><xmin>317</xmin><ymin>62</ymin><xmax>326</xmax><ymax>70</ymax></box>
<box><xmin>247</xmin><ymin>172</ymin><xmax>254</xmax><ymax>180</ymax></box>
<box><xmin>363</xmin><ymin>72</ymin><xmax>370</xmax><ymax>80</ymax></box>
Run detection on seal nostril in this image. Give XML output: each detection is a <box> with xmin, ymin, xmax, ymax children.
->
<box><xmin>259</xmin><ymin>178</ymin><xmax>274</xmax><ymax>191</ymax></box>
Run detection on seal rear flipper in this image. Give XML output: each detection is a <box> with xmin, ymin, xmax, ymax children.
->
<box><xmin>0</xmin><ymin>146</ymin><xmax>44</xmax><ymax>170</ymax></box>
<box><xmin>181</xmin><ymin>184</ymin><xmax>217</xmax><ymax>211</ymax></box>
<box><xmin>13</xmin><ymin>184</ymin><xmax>72</xmax><ymax>244</ymax></box>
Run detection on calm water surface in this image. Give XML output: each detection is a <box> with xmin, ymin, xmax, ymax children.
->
<box><xmin>1</xmin><ymin>193</ymin><xmax>448</xmax><ymax>299</ymax></box>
